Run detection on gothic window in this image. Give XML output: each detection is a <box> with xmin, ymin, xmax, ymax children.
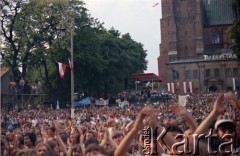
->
<box><xmin>212</xmin><ymin>31</ymin><xmax>220</xmax><ymax>44</ymax></box>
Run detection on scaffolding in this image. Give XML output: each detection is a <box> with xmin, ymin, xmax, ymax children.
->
<box><xmin>9</xmin><ymin>93</ymin><xmax>46</xmax><ymax>110</ymax></box>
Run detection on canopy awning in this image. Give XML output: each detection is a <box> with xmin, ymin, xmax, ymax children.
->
<box><xmin>132</xmin><ymin>73</ymin><xmax>163</xmax><ymax>82</ymax></box>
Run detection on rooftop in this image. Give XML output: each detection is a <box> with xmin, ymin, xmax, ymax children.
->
<box><xmin>0</xmin><ymin>67</ymin><xmax>10</xmax><ymax>78</ymax></box>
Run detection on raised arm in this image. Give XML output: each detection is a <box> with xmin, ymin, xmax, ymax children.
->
<box><xmin>55</xmin><ymin>123</ymin><xmax>68</xmax><ymax>155</ymax></box>
<box><xmin>100</xmin><ymin>128</ymin><xmax>117</xmax><ymax>150</ymax></box>
<box><xmin>141</xmin><ymin>106</ymin><xmax>176</xmax><ymax>153</ymax></box>
<box><xmin>224</xmin><ymin>92</ymin><xmax>240</xmax><ymax>109</ymax></box>
<box><xmin>170</xmin><ymin>104</ymin><xmax>198</xmax><ymax>132</ymax></box>
<box><xmin>77</xmin><ymin>126</ymin><xmax>85</xmax><ymax>154</ymax></box>
<box><xmin>114</xmin><ymin>111</ymin><xmax>146</xmax><ymax>156</ymax></box>
<box><xmin>40</xmin><ymin>124</ymin><xmax>48</xmax><ymax>142</ymax></box>
<box><xmin>194</xmin><ymin>94</ymin><xmax>226</xmax><ymax>134</ymax></box>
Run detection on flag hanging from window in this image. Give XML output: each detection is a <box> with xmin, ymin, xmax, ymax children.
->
<box><xmin>57</xmin><ymin>62</ymin><xmax>67</xmax><ymax>79</ymax></box>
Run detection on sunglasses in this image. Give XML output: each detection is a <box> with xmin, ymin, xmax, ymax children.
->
<box><xmin>218</xmin><ymin>126</ymin><xmax>235</xmax><ymax>132</ymax></box>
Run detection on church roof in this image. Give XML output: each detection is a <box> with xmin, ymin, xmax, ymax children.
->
<box><xmin>202</xmin><ymin>0</ymin><xmax>239</xmax><ymax>26</ymax></box>
<box><xmin>0</xmin><ymin>67</ymin><xmax>10</xmax><ymax>78</ymax></box>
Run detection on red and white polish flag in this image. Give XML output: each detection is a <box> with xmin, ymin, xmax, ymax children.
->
<box><xmin>58</xmin><ymin>62</ymin><xmax>67</xmax><ymax>79</ymax></box>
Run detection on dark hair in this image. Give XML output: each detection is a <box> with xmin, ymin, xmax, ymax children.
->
<box><xmin>59</xmin><ymin>132</ymin><xmax>68</xmax><ymax>143</ymax></box>
<box><xmin>49</xmin><ymin>126</ymin><xmax>56</xmax><ymax>133</ymax></box>
<box><xmin>85</xmin><ymin>144</ymin><xmax>106</xmax><ymax>155</ymax></box>
<box><xmin>39</xmin><ymin>151</ymin><xmax>60</xmax><ymax>156</ymax></box>
<box><xmin>166</xmin><ymin>124</ymin><xmax>183</xmax><ymax>134</ymax></box>
<box><xmin>45</xmin><ymin>139</ymin><xmax>58</xmax><ymax>150</ymax></box>
<box><xmin>16</xmin><ymin>134</ymin><xmax>24</xmax><ymax>145</ymax></box>
<box><xmin>112</xmin><ymin>131</ymin><xmax>124</xmax><ymax>139</ymax></box>
<box><xmin>71</xmin><ymin>145</ymin><xmax>83</xmax><ymax>155</ymax></box>
<box><xmin>24</xmin><ymin>132</ymin><xmax>36</xmax><ymax>146</ymax></box>
<box><xmin>84</xmin><ymin>137</ymin><xmax>99</xmax><ymax>148</ymax></box>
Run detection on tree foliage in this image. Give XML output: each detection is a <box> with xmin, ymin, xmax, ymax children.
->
<box><xmin>1</xmin><ymin>0</ymin><xmax>147</xmax><ymax>104</ymax></box>
<box><xmin>227</xmin><ymin>20</ymin><xmax>240</xmax><ymax>59</ymax></box>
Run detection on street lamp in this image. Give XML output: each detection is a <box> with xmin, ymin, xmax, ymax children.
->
<box><xmin>60</xmin><ymin>18</ymin><xmax>75</xmax><ymax>118</ymax></box>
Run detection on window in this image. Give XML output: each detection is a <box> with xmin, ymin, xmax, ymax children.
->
<box><xmin>173</xmin><ymin>70</ymin><xmax>179</xmax><ymax>80</ymax></box>
<box><xmin>214</xmin><ymin>69</ymin><xmax>220</xmax><ymax>77</ymax></box>
<box><xmin>184</xmin><ymin>46</ymin><xmax>189</xmax><ymax>56</ymax></box>
<box><xmin>185</xmin><ymin>70</ymin><xmax>191</xmax><ymax>79</ymax></box>
<box><xmin>225</xmin><ymin>68</ymin><xmax>232</xmax><ymax>77</ymax></box>
<box><xmin>233</xmin><ymin>68</ymin><xmax>239</xmax><ymax>77</ymax></box>
<box><xmin>212</xmin><ymin>31</ymin><xmax>220</xmax><ymax>44</ymax></box>
<box><xmin>193</xmin><ymin>70</ymin><xmax>199</xmax><ymax>79</ymax></box>
<box><xmin>205</xmin><ymin>69</ymin><xmax>211</xmax><ymax>78</ymax></box>
<box><xmin>169</xmin><ymin>57</ymin><xmax>172</xmax><ymax>62</ymax></box>
<box><xmin>169</xmin><ymin>55</ymin><xmax>177</xmax><ymax>62</ymax></box>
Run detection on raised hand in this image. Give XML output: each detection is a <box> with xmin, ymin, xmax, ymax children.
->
<box><xmin>224</xmin><ymin>92</ymin><xmax>240</xmax><ymax>109</ymax></box>
<box><xmin>77</xmin><ymin>126</ymin><xmax>83</xmax><ymax>135</ymax></box>
<box><xmin>54</xmin><ymin>122</ymin><xmax>60</xmax><ymax>135</ymax></box>
<box><xmin>132</xmin><ymin>111</ymin><xmax>146</xmax><ymax>131</ymax></box>
<box><xmin>140</xmin><ymin>106</ymin><xmax>158</xmax><ymax>127</ymax></box>
<box><xmin>170</xmin><ymin>103</ymin><xmax>187</xmax><ymax>116</ymax></box>
<box><xmin>212</xmin><ymin>94</ymin><xmax>227</xmax><ymax>115</ymax></box>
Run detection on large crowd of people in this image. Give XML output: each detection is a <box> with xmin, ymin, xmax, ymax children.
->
<box><xmin>1</xmin><ymin>90</ymin><xmax>240</xmax><ymax>156</ymax></box>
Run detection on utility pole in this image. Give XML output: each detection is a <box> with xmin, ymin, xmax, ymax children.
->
<box><xmin>70</xmin><ymin>21</ymin><xmax>75</xmax><ymax>119</ymax></box>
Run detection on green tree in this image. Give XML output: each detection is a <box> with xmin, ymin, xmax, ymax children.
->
<box><xmin>228</xmin><ymin>20</ymin><xmax>240</xmax><ymax>59</ymax></box>
<box><xmin>1</xmin><ymin>0</ymin><xmax>148</xmax><ymax>103</ymax></box>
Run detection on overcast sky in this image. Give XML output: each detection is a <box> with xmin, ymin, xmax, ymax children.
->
<box><xmin>83</xmin><ymin>0</ymin><xmax>162</xmax><ymax>74</ymax></box>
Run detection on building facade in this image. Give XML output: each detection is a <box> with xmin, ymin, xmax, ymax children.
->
<box><xmin>158</xmin><ymin>0</ymin><xmax>240</xmax><ymax>93</ymax></box>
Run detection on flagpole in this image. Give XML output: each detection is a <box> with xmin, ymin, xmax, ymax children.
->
<box><xmin>70</xmin><ymin>21</ymin><xmax>75</xmax><ymax>118</ymax></box>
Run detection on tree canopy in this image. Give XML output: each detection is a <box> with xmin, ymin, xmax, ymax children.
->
<box><xmin>228</xmin><ymin>20</ymin><xmax>240</xmax><ymax>59</ymax></box>
<box><xmin>1</xmin><ymin>0</ymin><xmax>147</xmax><ymax>104</ymax></box>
